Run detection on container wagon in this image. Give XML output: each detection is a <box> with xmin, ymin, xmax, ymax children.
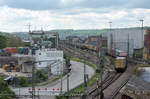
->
<box><xmin>114</xmin><ymin>57</ymin><xmax>127</xmax><ymax>72</ymax></box>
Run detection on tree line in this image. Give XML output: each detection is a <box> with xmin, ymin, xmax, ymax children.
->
<box><xmin>0</xmin><ymin>35</ymin><xmax>25</xmax><ymax>49</ymax></box>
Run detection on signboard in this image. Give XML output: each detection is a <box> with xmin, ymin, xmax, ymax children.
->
<box><xmin>36</xmin><ymin>50</ymin><xmax>63</xmax><ymax>61</ymax></box>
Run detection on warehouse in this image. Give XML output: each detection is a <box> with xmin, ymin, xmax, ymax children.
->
<box><xmin>35</xmin><ymin>49</ymin><xmax>64</xmax><ymax>75</ymax></box>
<box><xmin>107</xmin><ymin>28</ymin><xmax>146</xmax><ymax>57</ymax></box>
<box><xmin>120</xmin><ymin>76</ymin><xmax>150</xmax><ymax>99</ymax></box>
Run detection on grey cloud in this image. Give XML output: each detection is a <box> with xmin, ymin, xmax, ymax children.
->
<box><xmin>129</xmin><ymin>0</ymin><xmax>150</xmax><ymax>9</ymax></box>
<box><xmin>1</xmin><ymin>0</ymin><xmax>62</xmax><ymax>10</ymax></box>
<box><xmin>0</xmin><ymin>0</ymin><xmax>150</xmax><ymax>11</ymax></box>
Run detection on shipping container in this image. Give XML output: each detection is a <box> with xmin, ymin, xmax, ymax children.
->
<box><xmin>18</xmin><ymin>48</ymin><xmax>23</xmax><ymax>54</ymax></box>
<box><xmin>114</xmin><ymin>57</ymin><xmax>126</xmax><ymax>72</ymax></box>
<box><xmin>115</xmin><ymin>51</ymin><xmax>119</xmax><ymax>57</ymax></box>
<box><xmin>1</xmin><ymin>49</ymin><xmax>6</xmax><ymax>54</ymax></box>
<box><xmin>107</xmin><ymin>48</ymin><xmax>111</xmax><ymax>55</ymax></box>
<box><xmin>146</xmin><ymin>29</ymin><xmax>150</xmax><ymax>34</ymax></box>
<box><xmin>143</xmin><ymin>53</ymin><xmax>148</xmax><ymax>60</ymax></box>
<box><xmin>119</xmin><ymin>52</ymin><xmax>127</xmax><ymax>57</ymax></box>
<box><xmin>5</xmin><ymin>48</ymin><xmax>18</xmax><ymax>53</ymax></box>
<box><xmin>104</xmin><ymin>48</ymin><xmax>108</xmax><ymax>54</ymax></box>
<box><xmin>112</xmin><ymin>49</ymin><xmax>116</xmax><ymax>57</ymax></box>
<box><xmin>143</xmin><ymin>48</ymin><xmax>148</xmax><ymax>53</ymax></box>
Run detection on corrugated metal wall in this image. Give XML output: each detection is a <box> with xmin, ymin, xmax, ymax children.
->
<box><xmin>108</xmin><ymin>28</ymin><xmax>146</xmax><ymax>50</ymax></box>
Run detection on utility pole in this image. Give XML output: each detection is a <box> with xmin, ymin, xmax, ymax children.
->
<box><xmin>139</xmin><ymin>19</ymin><xmax>144</xmax><ymax>48</ymax></box>
<box><xmin>66</xmin><ymin>52</ymin><xmax>70</xmax><ymax>99</ymax></box>
<box><xmin>78</xmin><ymin>38</ymin><xmax>88</xmax><ymax>99</ymax></box>
<box><xmin>31</xmin><ymin>61</ymin><xmax>35</xmax><ymax>99</ymax></box>
<box><xmin>56</xmin><ymin>34</ymin><xmax>59</xmax><ymax>49</ymax></box>
<box><xmin>109</xmin><ymin>21</ymin><xmax>112</xmax><ymax>30</ymax></box>
<box><xmin>60</xmin><ymin>61</ymin><xmax>63</xmax><ymax>95</ymax></box>
<box><xmin>28</xmin><ymin>23</ymin><xmax>31</xmax><ymax>32</ymax></box>
<box><xmin>109</xmin><ymin>22</ymin><xmax>113</xmax><ymax>64</ymax></box>
<box><xmin>127</xmin><ymin>33</ymin><xmax>130</xmax><ymax>58</ymax></box>
<box><xmin>110</xmin><ymin>33</ymin><xmax>113</xmax><ymax>64</ymax></box>
<box><xmin>28</xmin><ymin>24</ymin><xmax>36</xmax><ymax>99</ymax></box>
<box><xmin>109</xmin><ymin>22</ymin><xmax>112</xmax><ymax>47</ymax></box>
<box><xmin>139</xmin><ymin>19</ymin><xmax>144</xmax><ymax>59</ymax></box>
<box><xmin>82</xmin><ymin>57</ymin><xmax>88</xmax><ymax>99</ymax></box>
<box><xmin>98</xmin><ymin>35</ymin><xmax>104</xmax><ymax>99</ymax></box>
<box><xmin>66</xmin><ymin>73</ymin><xmax>70</xmax><ymax>99</ymax></box>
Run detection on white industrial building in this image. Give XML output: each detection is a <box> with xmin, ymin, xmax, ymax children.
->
<box><xmin>107</xmin><ymin>28</ymin><xmax>146</xmax><ymax>57</ymax></box>
<box><xmin>35</xmin><ymin>49</ymin><xmax>64</xmax><ymax>75</ymax></box>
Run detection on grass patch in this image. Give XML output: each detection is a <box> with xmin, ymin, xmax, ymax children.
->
<box><xmin>37</xmin><ymin>73</ymin><xmax>66</xmax><ymax>86</ymax></box>
<box><xmin>133</xmin><ymin>64</ymin><xmax>147</xmax><ymax>77</ymax></box>
<box><xmin>71</xmin><ymin>57</ymin><xmax>97</xmax><ymax>70</ymax></box>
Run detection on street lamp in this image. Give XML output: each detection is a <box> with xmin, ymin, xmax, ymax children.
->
<box><xmin>109</xmin><ymin>21</ymin><xmax>113</xmax><ymax>64</ymax></box>
<box><xmin>108</xmin><ymin>21</ymin><xmax>112</xmax><ymax>48</ymax></box>
<box><xmin>139</xmin><ymin>19</ymin><xmax>144</xmax><ymax>48</ymax></box>
<box><xmin>109</xmin><ymin>21</ymin><xmax>112</xmax><ymax>31</ymax></box>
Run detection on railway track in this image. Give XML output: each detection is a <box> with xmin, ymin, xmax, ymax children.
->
<box><xmin>108</xmin><ymin>78</ymin><xmax>129</xmax><ymax>99</ymax></box>
<box><xmin>59</xmin><ymin>44</ymin><xmax>99</xmax><ymax>65</ymax></box>
<box><xmin>59</xmin><ymin>43</ymin><xmax>127</xmax><ymax>99</ymax></box>
<box><xmin>89</xmin><ymin>72</ymin><xmax>122</xmax><ymax>99</ymax></box>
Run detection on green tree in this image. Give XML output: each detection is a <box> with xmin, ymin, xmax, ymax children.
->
<box><xmin>0</xmin><ymin>35</ymin><xmax>8</xmax><ymax>49</ymax></box>
<box><xmin>0</xmin><ymin>77</ymin><xmax>15</xmax><ymax>99</ymax></box>
<box><xmin>35</xmin><ymin>70</ymin><xmax>48</xmax><ymax>82</ymax></box>
<box><xmin>8</xmin><ymin>37</ymin><xmax>23</xmax><ymax>47</ymax></box>
<box><xmin>19</xmin><ymin>76</ymin><xmax>28</xmax><ymax>87</ymax></box>
<box><xmin>65</xmin><ymin>53</ymin><xmax>71</xmax><ymax>72</ymax></box>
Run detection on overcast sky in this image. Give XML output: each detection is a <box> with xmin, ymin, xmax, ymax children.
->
<box><xmin>0</xmin><ymin>0</ymin><xmax>150</xmax><ymax>32</ymax></box>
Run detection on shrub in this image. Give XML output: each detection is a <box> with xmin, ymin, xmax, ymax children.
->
<box><xmin>0</xmin><ymin>77</ymin><xmax>15</xmax><ymax>99</ymax></box>
<box><xmin>35</xmin><ymin>70</ymin><xmax>48</xmax><ymax>82</ymax></box>
<box><xmin>19</xmin><ymin>76</ymin><xmax>29</xmax><ymax>87</ymax></box>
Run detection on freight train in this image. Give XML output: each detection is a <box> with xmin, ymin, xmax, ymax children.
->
<box><xmin>65</xmin><ymin>41</ymin><xmax>127</xmax><ymax>72</ymax></box>
<box><xmin>100</xmin><ymin>48</ymin><xmax>127</xmax><ymax>72</ymax></box>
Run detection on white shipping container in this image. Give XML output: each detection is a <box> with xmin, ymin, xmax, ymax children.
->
<box><xmin>114</xmin><ymin>39</ymin><xmax>134</xmax><ymax>57</ymax></box>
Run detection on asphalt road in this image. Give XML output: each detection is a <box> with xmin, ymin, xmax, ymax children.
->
<box><xmin>12</xmin><ymin>61</ymin><xmax>95</xmax><ymax>99</ymax></box>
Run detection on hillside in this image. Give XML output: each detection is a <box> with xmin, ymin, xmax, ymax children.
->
<box><xmin>0</xmin><ymin>32</ymin><xmax>14</xmax><ymax>38</ymax></box>
<box><xmin>11</xmin><ymin>27</ymin><xmax>150</xmax><ymax>40</ymax></box>
<box><xmin>12</xmin><ymin>29</ymin><xmax>108</xmax><ymax>40</ymax></box>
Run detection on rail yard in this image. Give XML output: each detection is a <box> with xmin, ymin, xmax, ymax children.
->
<box><xmin>1</xmin><ymin>1</ymin><xmax>150</xmax><ymax>99</ymax></box>
<box><xmin>0</xmin><ymin>28</ymin><xmax>150</xmax><ymax>99</ymax></box>
<box><xmin>58</xmin><ymin>36</ymin><xmax>150</xmax><ymax>99</ymax></box>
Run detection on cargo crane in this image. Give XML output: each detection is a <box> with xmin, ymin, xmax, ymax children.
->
<box><xmin>29</xmin><ymin>30</ymin><xmax>59</xmax><ymax>49</ymax></box>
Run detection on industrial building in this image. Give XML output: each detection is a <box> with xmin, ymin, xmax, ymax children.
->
<box><xmin>35</xmin><ymin>49</ymin><xmax>64</xmax><ymax>75</ymax></box>
<box><xmin>18</xmin><ymin>55</ymin><xmax>34</xmax><ymax>73</ymax></box>
<box><xmin>120</xmin><ymin>76</ymin><xmax>150</xmax><ymax>99</ymax></box>
<box><xmin>86</xmin><ymin>36</ymin><xmax>107</xmax><ymax>47</ymax></box>
<box><xmin>107</xmin><ymin>28</ymin><xmax>146</xmax><ymax>57</ymax></box>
